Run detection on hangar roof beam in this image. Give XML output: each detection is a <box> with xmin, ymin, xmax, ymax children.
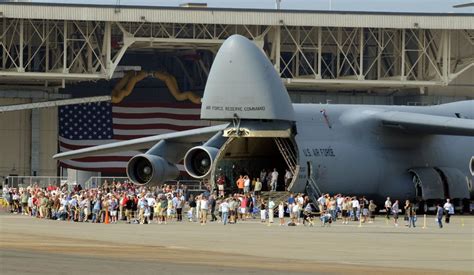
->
<box><xmin>1</xmin><ymin>3</ymin><xmax>473</xmax><ymax>29</ymax></box>
<box><xmin>0</xmin><ymin>96</ymin><xmax>111</xmax><ymax>113</ymax></box>
<box><xmin>0</xmin><ymin>3</ymin><xmax>473</xmax><ymax>91</ymax></box>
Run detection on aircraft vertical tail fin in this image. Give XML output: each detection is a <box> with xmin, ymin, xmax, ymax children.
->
<box><xmin>201</xmin><ymin>35</ymin><xmax>294</xmax><ymax>122</ymax></box>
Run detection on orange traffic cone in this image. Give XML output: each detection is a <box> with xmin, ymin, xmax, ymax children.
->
<box><xmin>105</xmin><ymin>210</ymin><xmax>110</xmax><ymax>224</ymax></box>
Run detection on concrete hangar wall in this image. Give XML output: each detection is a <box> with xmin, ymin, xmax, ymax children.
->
<box><xmin>0</xmin><ymin>98</ymin><xmax>57</xmax><ymax>178</ymax></box>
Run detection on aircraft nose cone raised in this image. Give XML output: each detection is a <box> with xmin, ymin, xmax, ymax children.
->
<box><xmin>201</xmin><ymin>35</ymin><xmax>294</xmax><ymax>121</ymax></box>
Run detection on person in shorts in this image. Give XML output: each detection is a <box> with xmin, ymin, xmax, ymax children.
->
<box><xmin>392</xmin><ymin>200</ymin><xmax>399</xmax><ymax>226</ymax></box>
<box><xmin>368</xmin><ymin>200</ymin><xmax>377</xmax><ymax>223</ymax></box>
<box><xmin>229</xmin><ymin>198</ymin><xmax>237</xmax><ymax>223</ymax></box>
<box><xmin>278</xmin><ymin>201</ymin><xmax>285</xmax><ymax>226</ymax></box>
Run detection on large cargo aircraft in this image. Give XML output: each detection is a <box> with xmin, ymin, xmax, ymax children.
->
<box><xmin>55</xmin><ymin>35</ymin><xmax>474</xmax><ymax>209</ymax></box>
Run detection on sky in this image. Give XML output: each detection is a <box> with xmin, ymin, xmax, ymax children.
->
<box><xmin>29</xmin><ymin>0</ymin><xmax>474</xmax><ymax>13</ymax></box>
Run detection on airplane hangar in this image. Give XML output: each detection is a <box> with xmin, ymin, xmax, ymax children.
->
<box><xmin>0</xmin><ymin>2</ymin><xmax>473</xmax><ymax>183</ymax></box>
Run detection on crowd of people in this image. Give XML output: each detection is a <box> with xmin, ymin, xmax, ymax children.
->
<box><xmin>217</xmin><ymin>168</ymin><xmax>294</xmax><ymax>195</ymax></box>
<box><xmin>1</xmin><ymin>178</ymin><xmax>456</xmax><ymax>229</ymax></box>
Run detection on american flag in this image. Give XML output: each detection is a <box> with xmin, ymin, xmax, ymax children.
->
<box><xmin>58</xmin><ymin>102</ymin><xmax>210</xmax><ymax>173</ymax></box>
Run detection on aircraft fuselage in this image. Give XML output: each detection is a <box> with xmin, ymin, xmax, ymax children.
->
<box><xmin>291</xmin><ymin>102</ymin><xmax>474</xmax><ymax>201</ymax></box>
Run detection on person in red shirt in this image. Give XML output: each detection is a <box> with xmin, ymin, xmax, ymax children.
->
<box><xmin>120</xmin><ymin>193</ymin><xmax>128</xmax><ymax>221</ymax></box>
<box><xmin>217</xmin><ymin>174</ymin><xmax>226</xmax><ymax>198</ymax></box>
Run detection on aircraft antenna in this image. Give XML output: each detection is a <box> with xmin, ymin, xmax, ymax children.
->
<box><xmin>232</xmin><ymin>113</ymin><xmax>241</xmax><ymax>136</ymax></box>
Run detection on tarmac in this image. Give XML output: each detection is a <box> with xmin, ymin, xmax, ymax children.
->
<box><xmin>0</xmin><ymin>212</ymin><xmax>473</xmax><ymax>274</ymax></box>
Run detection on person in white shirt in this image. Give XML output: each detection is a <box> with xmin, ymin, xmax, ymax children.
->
<box><xmin>284</xmin><ymin>169</ymin><xmax>293</xmax><ymax>190</ymax></box>
<box><xmin>296</xmin><ymin>194</ymin><xmax>304</xmax><ymax>223</ymax></box>
<box><xmin>392</xmin><ymin>200</ymin><xmax>400</xmax><ymax>226</ymax></box>
<box><xmin>278</xmin><ymin>202</ymin><xmax>285</xmax><ymax>226</ymax></box>
<box><xmin>195</xmin><ymin>195</ymin><xmax>201</xmax><ymax>222</ymax></box>
<box><xmin>243</xmin><ymin>175</ymin><xmax>251</xmax><ymax>194</ymax></box>
<box><xmin>259</xmin><ymin>199</ymin><xmax>267</xmax><ymax>223</ymax></box>
<box><xmin>384</xmin><ymin>197</ymin><xmax>392</xmax><ymax>220</ymax></box>
<box><xmin>254</xmin><ymin>178</ymin><xmax>262</xmax><ymax>196</ymax></box>
<box><xmin>81</xmin><ymin>197</ymin><xmax>90</xmax><ymax>222</ymax></box>
<box><xmin>200</xmin><ymin>196</ymin><xmax>209</xmax><ymax>225</ymax></box>
<box><xmin>336</xmin><ymin>195</ymin><xmax>344</xmax><ymax>218</ymax></box>
<box><xmin>268</xmin><ymin>198</ymin><xmax>275</xmax><ymax>223</ymax></box>
<box><xmin>292</xmin><ymin>203</ymin><xmax>300</xmax><ymax>225</ymax></box>
<box><xmin>220</xmin><ymin>199</ymin><xmax>230</xmax><ymax>225</ymax></box>
<box><xmin>351</xmin><ymin>197</ymin><xmax>360</xmax><ymax>221</ymax></box>
<box><xmin>271</xmin><ymin>168</ymin><xmax>279</xmax><ymax>191</ymax></box>
<box><xmin>317</xmin><ymin>195</ymin><xmax>326</xmax><ymax>214</ymax></box>
<box><xmin>443</xmin><ymin>198</ymin><xmax>454</xmax><ymax>224</ymax></box>
<box><xmin>175</xmin><ymin>193</ymin><xmax>185</xmax><ymax>222</ymax></box>
<box><xmin>146</xmin><ymin>194</ymin><xmax>156</xmax><ymax>222</ymax></box>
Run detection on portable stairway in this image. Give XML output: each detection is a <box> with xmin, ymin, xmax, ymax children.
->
<box><xmin>273</xmin><ymin>137</ymin><xmax>322</xmax><ymax>204</ymax></box>
<box><xmin>273</xmin><ymin>138</ymin><xmax>296</xmax><ymax>172</ymax></box>
<box><xmin>273</xmin><ymin>137</ymin><xmax>300</xmax><ymax>190</ymax></box>
<box><xmin>306</xmin><ymin>176</ymin><xmax>322</xmax><ymax>206</ymax></box>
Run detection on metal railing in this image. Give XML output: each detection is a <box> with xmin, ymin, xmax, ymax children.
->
<box><xmin>83</xmin><ymin>177</ymin><xmax>129</xmax><ymax>189</ymax></box>
<box><xmin>5</xmin><ymin>175</ymin><xmax>207</xmax><ymax>192</ymax></box>
<box><xmin>84</xmin><ymin>177</ymin><xmax>206</xmax><ymax>191</ymax></box>
<box><xmin>167</xmin><ymin>180</ymin><xmax>206</xmax><ymax>191</ymax></box>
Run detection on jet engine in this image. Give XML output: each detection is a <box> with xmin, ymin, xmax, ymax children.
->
<box><xmin>184</xmin><ymin>146</ymin><xmax>219</xmax><ymax>178</ymax></box>
<box><xmin>126</xmin><ymin>154</ymin><xmax>179</xmax><ymax>185</ymax></box>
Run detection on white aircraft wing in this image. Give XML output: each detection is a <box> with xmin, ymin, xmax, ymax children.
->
<box><xmin>53</xmin><ymin>123</ymin><xmax>229</xmax><ymax>160</ymax></box>
<box><xmin>377</xmin><ymin>111</ymin><xmax>474</xmax><ymax>136</ymax></box>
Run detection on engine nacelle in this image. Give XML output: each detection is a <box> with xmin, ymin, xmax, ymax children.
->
<box><xmin>184</xmin><ymin>146</ymin><xmax>219</xmax><ymax>178</ymax></box>
<box><xmin>126</xmin><ymin>154</ymin><xmax>179</xmax><ymax>185</ymax></box>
